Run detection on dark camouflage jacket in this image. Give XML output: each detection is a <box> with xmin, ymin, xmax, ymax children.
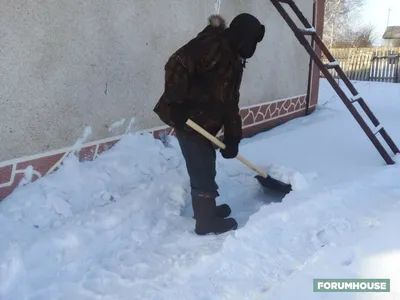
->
<box><xmin>153</xmin><ymin>15</ymin><xmax>244</xmax><ymax>143</ymax></box>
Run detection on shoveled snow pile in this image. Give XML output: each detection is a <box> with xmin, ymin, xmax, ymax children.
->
<box><xmin>0</xmin><ymin>79</ymin><xmax>400</xmax><ymax>300</ymax></box>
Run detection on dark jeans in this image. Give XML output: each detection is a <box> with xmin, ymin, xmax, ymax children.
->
<box><xmin>175</xmin><ymin>130</ymin><xmax>219</xmax><ymax>199</ymax></box>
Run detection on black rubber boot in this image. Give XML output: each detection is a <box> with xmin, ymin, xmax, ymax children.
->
<box><xmin>192</xmin><ymin>197</ymin><xmax>238</xmax><ymax>235</ymax></box>
<box><xmin>216</xmin><ymin>204</ymin><xmax>231</xmax><ymax>218</ymax></box>
<box><xmin>192</xmin><ymin>203</ymin><xmax>231</xmax><ymax>219</ymax></box>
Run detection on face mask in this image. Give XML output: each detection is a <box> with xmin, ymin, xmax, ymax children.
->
<box><xmin>257</xmin><ymin>25</ymin><xmax>266</xmax><ymax>43</ymax></box>
<box><xmin>237</xmin><ymin>25</ymin><xmax>265</xmax><ymax>59</ymax></box>
<box><xmin>238</xmin><ymin>42</ymin><xmax>257</xmax><ymax>59</ymax></box>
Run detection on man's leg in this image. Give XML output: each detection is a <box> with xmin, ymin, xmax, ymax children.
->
<box><xmin>175</xmin><ymin>130</ymin><xmax>238</xmax><ymax>235</ymax></box>
<box><xmin>176</xmin><ymin>130</ymin><xmax>219</xmax><ymax>199</ymax></box>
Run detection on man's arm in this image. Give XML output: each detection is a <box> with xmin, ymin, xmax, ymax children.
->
<box><xmin>223</xmin><ymin>92</ymin><xmax>242</xmax><ymax>144</ymax></box>
<box><xmin>223</xmin><ymin>69</ymin><xmax>243</xmax><ymax>145</ymax></box>
<box><xmin>219</xmin><ymin>68</ymin><xmax>243</xmax><ymax>159</ymax></box>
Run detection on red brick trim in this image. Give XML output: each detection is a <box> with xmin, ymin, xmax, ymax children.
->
<box><xmin>240</xmin><ymin>95</ymin><xmax>307</xmax><ymax>137</ymax></box>
<box><xmin>0</xmin><ymin>94</ymin><xmax>309</xmax><ymax>201</ymax></box>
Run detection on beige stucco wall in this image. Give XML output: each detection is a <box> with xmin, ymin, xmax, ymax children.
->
<box><xmin>0</xmin><ymin>0</ymin><xmax>313</xmax><ymax>162</ymax></box>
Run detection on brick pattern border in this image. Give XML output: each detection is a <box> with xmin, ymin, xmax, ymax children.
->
<box><xmin>0</xmin><ymin>94</ymin><xmax>313</xmax><ymax>201</ymax></box>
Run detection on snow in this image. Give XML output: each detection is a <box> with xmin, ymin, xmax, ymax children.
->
<box><xmin>71</xmin><ymin>126</ymin><xmax>92</xmax><ymax>154</ymax></box>
<box><xmin>327</xmin><ymin>61</ymin><xmax>340</xmax><ymax>67</ymax></box>
<box><xmin>123</xmin><ymin>117</ymin><xmax>136</xmax><ymax>134</ymax></box>
<box><xmin>18</xmin><ymin>166</ymin><xmax>35</xmax><ymax>187</ymax></box>
<box><xmin>301</xmin><ymin>27</ymin><xmax>316</xmax><ymax>33</ymax></box>
<box><xmin>108</xmin><ymin>118</ymin><xmax>126</xmax><ymax>134</ymax></box>
<box><xmin>373</xmin><ymin>124</ymin><xmax>383</xmax><ymax>135</ymax></box>
<box><xmin>0</xmin><ymin>79</ymin><xmax>400</xmax><ymax>299</ymax></box>
<box><xmin>351</xmin><ymin>94</ymin><xmax>362</xmax><ymax>102</ymax></box>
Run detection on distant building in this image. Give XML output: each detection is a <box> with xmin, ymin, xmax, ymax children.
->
<box><xmin>382</xmin><ymin>26</ymin><xmax>400</xmax><ymax>47</ymax></box>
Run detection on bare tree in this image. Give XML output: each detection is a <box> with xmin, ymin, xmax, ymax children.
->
<box><xmin>333</xmin><ymin>23</ymin><xmax>376</xmax><ymax>48</ymax></box>
<box><xmin>352</xmin><ymin>24</ymin><xmax>376</xmax><ymax>47</ymax></box>
<box><xmin>323</xmin><ymin>0</ymin><xmax>366</xmax><ymax>47</ymax></box>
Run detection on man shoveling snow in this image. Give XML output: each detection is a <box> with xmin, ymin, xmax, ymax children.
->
<box><xmin>153</xmin><ymin>14</ymin><xmax>265</xmax><ymax>235</ymax></box>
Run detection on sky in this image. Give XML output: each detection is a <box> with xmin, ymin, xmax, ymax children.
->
<box><xmin>360</xmin><ymin>0</ymin><xmax>400</xmax><ymax>45</ymax></box>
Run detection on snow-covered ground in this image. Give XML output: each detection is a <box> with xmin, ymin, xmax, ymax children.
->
<box><xmin>1</xmin><ymin>79</ymin><xmax>399</xmax><ymax>300</ymax></box>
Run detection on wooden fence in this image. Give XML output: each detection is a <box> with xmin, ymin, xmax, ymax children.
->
<box><xmin>321</xmin><ymin>47</ymin><xmax>400</xmax><ymax>83</ymax></box>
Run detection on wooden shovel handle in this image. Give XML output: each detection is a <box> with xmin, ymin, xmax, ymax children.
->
<box><xmin>185</xmin><ymin>119</ymin><xmax>268</xmax><ymax>178</ymax></box>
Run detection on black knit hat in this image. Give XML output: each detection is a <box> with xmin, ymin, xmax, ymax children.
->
<box><xmin>226</xmin><ymin>13</ymin><xmax>265</xmax><ymax>59</ymax></box>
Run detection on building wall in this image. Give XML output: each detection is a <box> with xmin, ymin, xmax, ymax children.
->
<box><xmin>384</xmin><ymin>39</ymin><xmax>400</xmax><ymax>47</ymax></box>
<box><xmin>0</xmin><ymin>0</ymin><xmax>324</xmax><ymax>200</ymax></box>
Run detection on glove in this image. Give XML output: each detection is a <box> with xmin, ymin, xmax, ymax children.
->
<box><xmin>220</xmin><ymin>139</ymin><xmax>239</xmax><ymax>159</ymax></box>
<box><xmin>169</xmin><ymin>103</ymin><xmax>188</xmax><ymax>129</ymax></box>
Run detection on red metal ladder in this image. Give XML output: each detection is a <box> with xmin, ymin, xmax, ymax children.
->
<box><xmin>270</xmin><ymin>0</ymin><xmax>399</xmax><ymax>165</ymax></box>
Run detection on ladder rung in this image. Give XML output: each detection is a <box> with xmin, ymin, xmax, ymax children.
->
<box><xmin>373</xmin><ymin>125</ymin><xmax>383</xmax><ymax>135</ymax></box>
<box><xmin>350</xmin><ymin>94</ymin><xmax>362</xmax><ymax>103</ymax></box>
<box><xmin>269</xmin><ymin>0</ymin><xmax>399</xmax><ymax>165</ymax></box>
<box><xmin>325</xmin><ymin>61</ymin><xmax>339</xmax><ymax>69</ymax></box>
<box><xmin>299</xmin><ymin>27</ymin><xmax>316</xmax><ymax>35</ymax></box>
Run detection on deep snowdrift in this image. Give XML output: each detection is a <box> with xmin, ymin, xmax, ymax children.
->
<box><xmin>1</xmin><ymin>79</ymin><xmax>399</xmax><ymax>300</ymax></box>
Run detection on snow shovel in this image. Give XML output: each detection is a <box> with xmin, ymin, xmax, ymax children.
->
<box><xmin>185</xmin><ymin>119</ymin><xmax>292</xmax><ymax>194</ymax></box>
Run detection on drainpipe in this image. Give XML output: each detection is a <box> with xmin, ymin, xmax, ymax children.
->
<box><xmin>305</xmin><ymin>0</ymin><xmax>317</xmax><ymax>115</ymax></box>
